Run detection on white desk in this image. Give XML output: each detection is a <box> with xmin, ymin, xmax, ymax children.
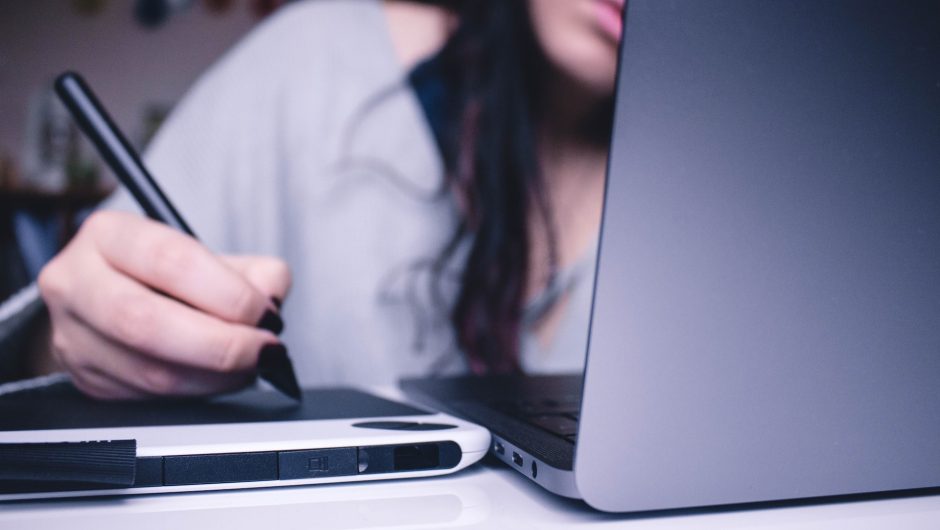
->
<box><xmin>2</xmin><ymin>459</ymin><xmax>940</xmax><ymax>529</ymax></box>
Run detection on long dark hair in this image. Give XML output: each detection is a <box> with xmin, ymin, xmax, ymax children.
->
<box><xmin>410</xmin><ymin>0</ymin><xmax>557</xmax><ymax>374</ymax></box>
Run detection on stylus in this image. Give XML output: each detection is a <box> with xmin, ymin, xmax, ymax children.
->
<box><xmin>53</xmin><ymin>71</ymin><xmax>302</xmax><ymax>402</ymax></box>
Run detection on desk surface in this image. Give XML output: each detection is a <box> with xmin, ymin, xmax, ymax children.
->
<box><xmin>2</xmin><ymin>459</ymin><xmax>939</xmax><ymax>529</ymax></box>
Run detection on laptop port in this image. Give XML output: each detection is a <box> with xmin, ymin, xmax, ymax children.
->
<box><xmin>531</xmin><ymin>460</ymin><xmax>538</xmax><ymax>479</ymax></box>
<box><xmin>494</xmin><ymin>441</ymin><xmax>505</xmax><ymax>455</ymax></box>
<box><xmin>512</xmin><ymin>452</ymin><xmax>523</xmax><ymax>467</ymax></box>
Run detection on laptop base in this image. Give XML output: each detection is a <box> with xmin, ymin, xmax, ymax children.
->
<box><xmin>401</xmin><ymin>374</ymin><xmax>582</xmax><ymax>498</ymax></box>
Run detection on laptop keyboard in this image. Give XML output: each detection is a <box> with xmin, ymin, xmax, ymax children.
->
<box><xmin>401</xmin><ymin>374</ymin><xmax>583</xmax><ymax>470</ymax></box>
<box><xmin>491</xmin><ymin>396</ymin><xmax>581</xmax><ymax>443</ymax></box>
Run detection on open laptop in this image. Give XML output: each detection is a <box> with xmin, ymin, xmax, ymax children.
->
<box><xmin>403</xmin><ymin>0</ymin><xmax>940</xmax><ymax>512</ymax></box>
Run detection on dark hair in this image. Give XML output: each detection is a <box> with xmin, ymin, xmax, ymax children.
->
<box><xmin>410</xmin><ymin>0</ymin><xmax>557</xmax><ymax>374</ymax></box>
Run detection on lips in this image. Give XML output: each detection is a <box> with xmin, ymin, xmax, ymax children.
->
<box><xmin>594</xmin><ymin>0</ymin><xmax>625</xmax><ymax>42</ymax></box>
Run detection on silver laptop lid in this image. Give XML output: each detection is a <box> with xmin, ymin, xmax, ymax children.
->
<box><xmin>577</xmin><ymin>0</ymin><xmax>940</xmax><ymax>512</ymax></box>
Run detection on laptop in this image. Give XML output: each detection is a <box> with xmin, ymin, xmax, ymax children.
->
<box><xmin>403</xmin><ymin>0</ymin><xmax>940</xmax><ymax>512</ymax></box>
<box><xmin>0</xmin><ymin>381</ymin><xmax>489</xmax><ymax>501</ymax></box>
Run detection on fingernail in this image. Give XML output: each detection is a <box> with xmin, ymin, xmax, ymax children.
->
<box><xmin>257</xmin><ymin>309</ymin><xmax>284</xmax><ymax>335</ymax></box>
<box><xmin>270</xmin><ymin>296</ymin><xmax>282</xmax><ymax>310</ymax></box>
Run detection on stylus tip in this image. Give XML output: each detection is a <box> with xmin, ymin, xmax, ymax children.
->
<box><xmin>257</xmin><ymin>343</ymin><xmax>303</xmax><ymax>402</ymax></box>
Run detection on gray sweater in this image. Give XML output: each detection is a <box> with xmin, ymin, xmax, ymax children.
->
<box><xmin>0</xmin><ymin>0</ymin><xmax>593</xmax><ymax>387</ymax></box>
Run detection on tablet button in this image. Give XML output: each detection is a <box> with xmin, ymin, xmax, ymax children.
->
<box><xmin>164</xmin><ymin>452</ymin><xmax>277</xmax><ymax>485</ymax></box>
<box><xmin>134</xmin><ymin>457</ymin><xmax>163</xmax><ymax>487</ymax></box>
<box><xmin>279</xmin><ymin>448</ymin><xmax>357</xmax><ymax>479</ymax></box>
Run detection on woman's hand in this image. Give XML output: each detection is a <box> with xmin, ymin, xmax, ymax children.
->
<box><xmin>37</xmin><ymin>210</ymin><xmax>291</xmax><ymax>400</ymax></box>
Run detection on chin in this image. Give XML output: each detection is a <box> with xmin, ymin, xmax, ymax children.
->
<box><xmin>528</xmin><ymin>0</ymin><xmax>621</xmax><ymax>98</ymax></box>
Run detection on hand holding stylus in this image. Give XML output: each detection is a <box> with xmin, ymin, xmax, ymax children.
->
<box><xmin>36</xmin><ymin>72</ymin><xmax>301</xmax><ymax>401</ymax></box>
<box><xmin>39</xmin><ymin>212</ymin><xmax>293</xmax><ymax>399</ymax></box>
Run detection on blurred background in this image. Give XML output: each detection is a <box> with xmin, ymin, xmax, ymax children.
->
<box><xmin>0</xmin><ymin>0</ymin><xmax>289</xmax><ymax>301</ymax></box>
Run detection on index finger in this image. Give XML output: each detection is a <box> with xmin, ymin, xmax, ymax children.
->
<box><xmin>85</xmin><ymin>211</ymin><xmax>279</xmax><ymax>329</ymax></box>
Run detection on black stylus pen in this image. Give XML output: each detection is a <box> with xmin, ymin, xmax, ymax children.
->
<box><xmin>54</xmin><ymin>71</ymin><xmax>302</xmax><ymax>402</ymax></box>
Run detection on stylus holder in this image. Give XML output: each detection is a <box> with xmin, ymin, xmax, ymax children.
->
<box><xmin>0</xmin><ymin>440</ymin><xmax>137</xmax><ymax>487</ymax></box>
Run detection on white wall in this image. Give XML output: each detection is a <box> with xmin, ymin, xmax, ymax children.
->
<box><xmin>0</xmin><ymin>0</ymin><xmax>257</xmax><ymax>165</ymax></box>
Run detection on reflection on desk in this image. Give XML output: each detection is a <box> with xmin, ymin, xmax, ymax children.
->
<box><xmin>0</xmin><ymin>469</ymin><xmax>490</xmax><ymax>530</ymax></box>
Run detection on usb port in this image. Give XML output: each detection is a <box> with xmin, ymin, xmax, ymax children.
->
<box><xmin>494</xmin><ymin>441</ymin><xmax>505</xmax><ymax>455</ymax></box>
<box><xmin>512</xmin><ymin>452</ymin><xmax>523</xmax><ymax>467</ymax></box>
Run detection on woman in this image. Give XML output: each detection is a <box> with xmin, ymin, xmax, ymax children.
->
<box><xmin>5</xmin><ymin>0</ymin><xmax>623</xmax><ymax>398</ymax></box>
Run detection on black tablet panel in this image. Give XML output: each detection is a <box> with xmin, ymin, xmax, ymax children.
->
<box><xmin>0</xmin><ymin>382</ymin><xmax>431</xmax><ymax>431</ymax></box>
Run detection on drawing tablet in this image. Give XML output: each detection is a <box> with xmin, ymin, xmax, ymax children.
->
<box><xmin>0</xmin><ymin>381</ymin><xmax>490</xmax><ymax>501</ymax></box>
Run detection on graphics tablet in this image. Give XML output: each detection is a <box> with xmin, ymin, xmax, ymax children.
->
<box><xmin>0</xmin><ymin>380</ymin><xmax>490</xmax><ymax>501</ymax></box>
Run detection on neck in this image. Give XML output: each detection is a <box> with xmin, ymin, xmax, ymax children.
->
<box><xmin>536</xmin><ymin>65</ymin><xmax>613</xmax><ymax>168</ymax></box>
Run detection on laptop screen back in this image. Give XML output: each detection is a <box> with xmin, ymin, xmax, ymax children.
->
<box><xmin>578</xmin><ymin>0</ymin><xmax>940</xmax><ymax>512</ymax></box>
